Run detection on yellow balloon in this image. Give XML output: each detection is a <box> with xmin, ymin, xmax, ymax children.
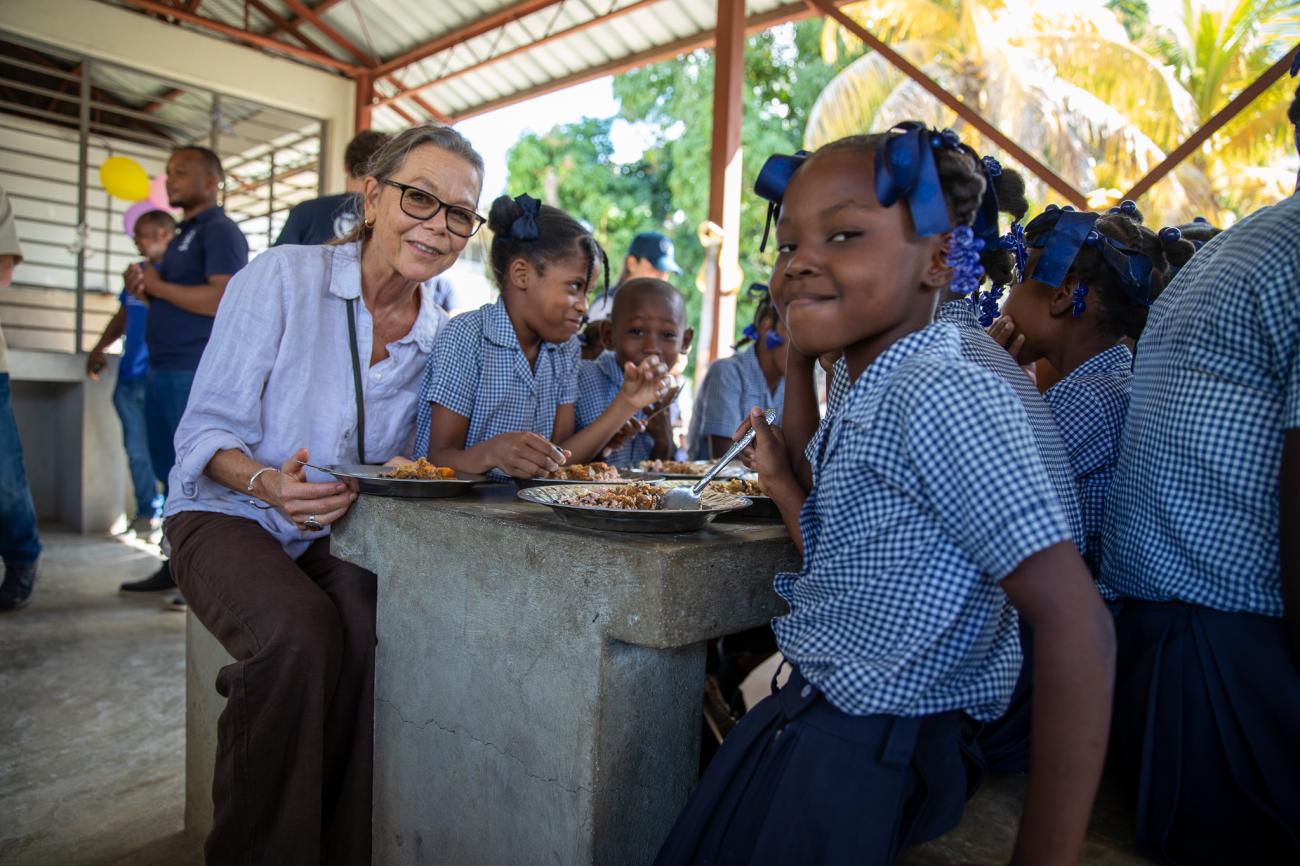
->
<box><xmin>100</xmin><ymin>156</ymin><xmax>150</xmax><ymax>201</ymax></box>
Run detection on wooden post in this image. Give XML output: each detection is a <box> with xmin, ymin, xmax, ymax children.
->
<box><xmin>698</xmin><ymin>0</ymin><xmax>745</xmax><ymax>378</ymax></box>
<box><xmin>355</xmin><ymin>73</ymin><xmax>374</xmax><ymax>133</ymax></box>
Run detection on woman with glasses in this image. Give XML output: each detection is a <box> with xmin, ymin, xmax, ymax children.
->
<box><xmin>163</xmin><ymin>124</ymin><xmax>485</xmax><ymax>866</ymax></box>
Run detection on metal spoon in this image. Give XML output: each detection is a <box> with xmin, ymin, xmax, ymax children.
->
<box><xmin>662</xmin><ymin>408</ymin><xmax>776</xmax><ymax>511</ymax></box>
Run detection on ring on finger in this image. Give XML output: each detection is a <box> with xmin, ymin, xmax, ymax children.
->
<box><xmin>304</xmin><ymin>515</ymin><xmax>324</xmax><ymax>532</ymax></box>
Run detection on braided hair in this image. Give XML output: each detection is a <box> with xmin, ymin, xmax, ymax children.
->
<box><xmin>487</xmin><ymin>194</ymin><xmax>609</xmax><ymax>297</ymax></box>
<box><xmin>814</xmin><ymin>132</ymin><xmax>987</xmax><ymax>230</ymax></box>
<box><xmin>1025</xmin><ymin>206</ymin><xmax>1195</xmax><ymax>340</ymax></box>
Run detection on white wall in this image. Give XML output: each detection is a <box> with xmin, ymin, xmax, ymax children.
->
<box><xmin>1</xmin><ymin>0</ymin><xmax>356</xmax><ymax>192</ymax></box>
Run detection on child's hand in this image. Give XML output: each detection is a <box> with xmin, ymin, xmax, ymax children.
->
<box><xmin>618</xmin><ymin>355</ymin><xmax>672</xmax><ymax>411</ymax></box>
<box><xmin>643</xmin><ymin>403</ymin><xmax>675</xmax><ymax>449</ymax></box>
<box><xmin>987</xmin><ymin>315</ymin><xmax>1027</xmax><ymax>362</ymax></box>
<box><xmin>600</xmin><ymin>417</ymin><xmax>645</xmax><ymax>458</ymax></box>
<box><xmin>729</xmin><ymin>415</ymin><xmax>759</xmax><ymax>470</ymax></box>
<box><xmin>486</xmin><ymin>432</ymin><xmax>570</xmax><ymax>478</ymax></box>
<box><xmin>747</xmin><ymin>407</ymin><xmax>796</xmax><ymax>496</ymax></box>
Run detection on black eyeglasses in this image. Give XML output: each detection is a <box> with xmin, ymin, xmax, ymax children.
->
<box><xmin>380</xmin><ymin>179</ymin><xmax>486</xmax><ymax>238</ymax></box>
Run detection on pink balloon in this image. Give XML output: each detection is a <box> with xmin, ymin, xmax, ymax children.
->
<box><xmin>147</xmin><ymin>173</ymin><xmax>170</xmax><ymax>210</ymax></box>
<box><xmin>122</xmin><ymin>200</ymin><xmax>154</xmax><ymax>237</ymax></box>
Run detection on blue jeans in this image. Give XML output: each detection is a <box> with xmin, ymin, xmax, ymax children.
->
<box><xmin>114</xmin><ymin>375</ymin><xmax>162</xmax><ymax>520</ymax></box>
<box><xmin>0</xmin><ymin>372</ymin><xmax>41</xmax><ymax>566</ymax></box>
<box><xmin>145</xmin><ymin>369</ymin><xmax>196</xmax><ymax>499</ymax></box>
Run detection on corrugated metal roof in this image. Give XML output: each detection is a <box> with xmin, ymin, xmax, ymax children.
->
<box><xmin>101</xmin><ymin>0</ymin><xmax>807</xmax><ymax>123</ymax></box>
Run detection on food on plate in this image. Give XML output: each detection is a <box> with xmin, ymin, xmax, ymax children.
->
<box><xmin>557</xmin><ymin>483</ymin><xmax>666</xmax><ymax>510</ymax></box>
<box><xmin>710</xmin><ymin>478</ymin><xmax>764</xmax><ymax>496</ymax></box>
<box><xmin>639</xmin><ymin>459</ymin><xmax>707</xmax><ymax>476</ymax></box>
<box><xmin>545</xmin><ymin>462</ymin><xmax>621</xmax><ymax>481</ymax></box>
<box><xmin>382</xmin><ymin>458</ymin><xmax>457</xmax><ymax>480</ymax></box>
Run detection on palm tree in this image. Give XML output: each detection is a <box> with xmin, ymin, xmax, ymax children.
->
<box><xmin>807</xmin><ymin>0</ymin><xmax>1297</xmax><ymax>226</ymax></box>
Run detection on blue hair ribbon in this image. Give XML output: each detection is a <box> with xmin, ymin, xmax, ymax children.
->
<box><xmin>754</xmin><ymin>151</ymin><xmax>810</xmax><ymax>252</ymax></box>
<box><xmin>875</xmin><ymin>122</ymin><xmax>956</xmax><ymax>237</ymax></box>
<box><xmin>742</xmin><ymin>324</ymin><xmax>760</xmax><ymax>342</ymax></box>
<box><xmin>970</xmin><ymin>154</ymin><xmax>1003</xmax><ymax>250</ymax></box>
<box><xmin>510</xmin><ymin>193</ymin><xmax>541</xmax><ymax>241</ymax></box>
<box><xmin>1027</xmin><ymin>208</ymin><xmax>1100</xmax><ymax>288</ymax></box>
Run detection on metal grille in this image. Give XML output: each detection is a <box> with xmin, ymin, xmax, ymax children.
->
<box><xmin>0</xmin><ymin>33</ymin><xmax>324</xmax><ymax>352</ymax></box>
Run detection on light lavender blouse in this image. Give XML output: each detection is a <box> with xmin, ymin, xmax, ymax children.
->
<box><xmin>165</xmin><ymin>241</ymin><xmax>450</xmax><ymax>557</ymax></box>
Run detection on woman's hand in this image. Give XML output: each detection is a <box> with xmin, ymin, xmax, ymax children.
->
<box><xmin>485</xmin><ymin>432</ymin><xmax>571</xmax><ymax>478</ymax></box>
<box><xmin>260</xmin><ymin>448</ymin><xmax>358</xmax><ymax>532</ymax></box>
<box><xmin>617</xmin><ymin>355</ymin><xmax>672</xmax><ymax>411</ymax></box>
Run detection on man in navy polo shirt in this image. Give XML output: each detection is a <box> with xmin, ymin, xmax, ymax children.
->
<box><xmin>274</xmin><ymin>129</ymin><xmax>388</xmax><ymax>246</ymax></box>
<box><xmin>120</xmin><ymin>146</ymin><xmax>247</xmax><ymax>595</ymax></box>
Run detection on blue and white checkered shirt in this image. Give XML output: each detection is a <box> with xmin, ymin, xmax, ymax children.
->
<box><xmin>412</xmin><ymin>298</ymin><xmax>580</xmax><ymax>469</ymax></box>
<box><xmin>1044</xmin><ymin>345</ymin><xmax>1132</xmax><ymax>582</ymax></box>
<box><xmin>1101</xmin><ymin>195</ymin><xmax>1300</xmax><ymax>616</ymax></box>
<box><xmin>686</xmin><ymin>346</ymin><xmax>785</xmax><ymax>459</ymax></box>
<box><xmin>775</xmin><ymin>323</ymin><xmax>1073</xmax><ymax>720</ymax></box>
<box><xmin>575</xmin><ymin>351</ymin><xmax>655</xmax><ymax>466</ymax></box>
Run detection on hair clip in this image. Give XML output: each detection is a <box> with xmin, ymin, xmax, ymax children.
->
<box><xmin>1071</xmin><ymin>283</ymin><xmax>1089</xmax><ymax>317</ymax></box>
<box><xmin>510</xmin><ymin>193</ymin><xmax>541</xmax><ymax>241</ymax></box>
<box><xmin>876</xmin><ymin>122</ymin><xmax>952</xmax><ymax>237</ymax></box>
<box><xmin>745</xmin><ymin>282</ymin><xmax>770</xmax><ymax>300</ymax></box>
<box><xmin>999</xmin><ymin>222</ymin><xmax>1028</xmax><ymax>284</ymax></box>
<box><xmin>764</xmin><ymin>331</ymin><xmax>786</xmax><ymax>350</ymax></box>
<box><xmin>1158</xmin><ymin>226</ymin><xmax>1182</xmax><ymax>243</ymax></box>
<box><xmin>978</xmin><ymin>284</ymin><xmax>1005</xmax><ymax>328</ymax></box>
<box><xmin>1108</xmin><ymin>200</ymin><xmax>1139</xmax><ymax>217</ymax></box>
<box><xmin>945</xmin><ymin>224</ymin><xmax>985</xmax><ymax>295</ymax></box>
<box><xmin>754</xmin><ymin>152</ymin><xmax>809</xmax><ymax>251</ymax></box>
<box><xmin>1193</xmin><ymin>215</ymin><xmax>1209</xmax><ymax>224</ymax></box>
<box><xmin>1084</xmin><ymin>230</ymin><xmax>1103</xmax><ymax>247</ymax></box>
<box><xmin>981</xmin><ymin>155</ymin><xmax>1002</xmax><ymax>178</ymax></box>
<box><xmin>742</xmin><ymin>323</ymin><xmax>760</xmax><ymax>342</ymax></box>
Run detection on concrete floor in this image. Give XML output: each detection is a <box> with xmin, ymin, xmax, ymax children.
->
<box><xmin>0</xmin><ymin>525</ymin><xmax>202</xmax><ymax>866</ymax></box>
<box><xmin>1</xmin><ymin>526</ymin><xmax>1150</xmax><ymax>866</ymax></box>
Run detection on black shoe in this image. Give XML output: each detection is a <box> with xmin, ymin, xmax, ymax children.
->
<box><xmin>120</xmin><ymin>562</ymin><xmax>175</xmax><ymax>593</ymax></box>
<box><xmin>0</xmin><ymin>561</ymin><xmax>40</xmax><ymax>611</ymax></box>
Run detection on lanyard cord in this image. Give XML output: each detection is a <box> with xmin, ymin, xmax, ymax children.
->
<box><xmin>346</xmin><ymin>298</ymin><xmax>367</xmax><ymax>464</ymax></box>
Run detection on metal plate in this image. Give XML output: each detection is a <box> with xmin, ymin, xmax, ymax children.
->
<box><xmin>517</xmin><ymin>481</ymin><xmax>751</xmax><ymax>533</ymax></box>
<box><xmin>624</xmin><ymin>461</ymin><xmax>748</xmax><ymax>481</ymax></box>
<box><xmin>512</xmin><ymin>470</ymin><xmax>663</xmax><ymax>490</ymax></box>
<box><xmin>318</xmin><ymin>464</ymin><xmax>480</xmax><ymax>499</ymax></box>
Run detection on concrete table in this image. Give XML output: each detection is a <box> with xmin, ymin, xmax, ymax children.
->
<box><xmin>332</xmin><ymin>484</ymin><xmax>798</xmax><ymax>866</ymax></box>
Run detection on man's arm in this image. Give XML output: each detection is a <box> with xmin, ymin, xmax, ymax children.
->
<box><xmin>86</xmin><ymin>307</ymin><xmax>127</xmax><ymax>379</ymax></box>
<box><xmin>140</xmin><ymin>267</ymin><xmax>231</xmax><ymax>316</ymax></box>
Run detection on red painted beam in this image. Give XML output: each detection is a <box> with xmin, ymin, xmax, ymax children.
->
<box><xmin>373</xmin><ymin>0</ymin><xmax>566</xmax><ymax>77</ymax></box>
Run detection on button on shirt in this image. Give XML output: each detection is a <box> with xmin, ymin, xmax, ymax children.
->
<box><xmin>147</xmin><ymin>207</ymin><xmax>248</xmax><ymax>371</ymax></box>
<box><xmin>775</xmin><ymin>323</ymin><xmax>1072</xmax><ymax>720</ymax></box>
<box><xmin>413</xmin><ymin>298</ymin><xmax>580</xmax><ymax>469</ymax></box>
<box><xmin>1101</xmin><ymin>194</ymin><xmax>1300</xmax><ymax>616</ymax></box>
<box><xmin>1044</xmin><ymin>345</ymin><xmax>1133</xmax><ymax>581</ymax></box>
<box><xmin>165</xmin><ymin>241</ymin><xmax>449</xmax><ymax>558</ymax></box>
<box><xmin>687</xmin><ymin>346</ymin><xmax>785</xmax><ymax>459</ymax></box>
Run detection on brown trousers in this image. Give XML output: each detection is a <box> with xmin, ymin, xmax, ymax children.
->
<box><xmin>168</xmin><ymin>511</ymin><xmax>376</xmax><ymax>866</ymax></box>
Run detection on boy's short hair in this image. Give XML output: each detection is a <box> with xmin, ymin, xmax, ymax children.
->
<box><xmin>610</xmin><ymin>277</ymin><xmax>686</xmax><ymax>323</ymax></box>
<box><xmin>344</xmin><ymin>130</ymin><xmax>392</xmax><ymax>178</ymax></box>
<box><xmin>135</xmin><ymin>209</ymin><xmax>177</xmax><ymax>234</ymax></box>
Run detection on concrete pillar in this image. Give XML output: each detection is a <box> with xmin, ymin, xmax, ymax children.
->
<box><xmin>333</xmin><ymin>486</ymin><xmax>796</xmax><ymax>866</ymax></box>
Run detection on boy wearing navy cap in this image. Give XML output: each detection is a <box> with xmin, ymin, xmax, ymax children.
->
<box><xmin>120</xmin><ymin>146</ymin><xmax>248</xmax><ymax>595</ymax></box>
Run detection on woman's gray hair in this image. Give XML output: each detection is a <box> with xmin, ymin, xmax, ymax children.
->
<box><xmin>337</xmin><ymin>123</ymin><xmax>485</xmax><ymax>244</ymax></box>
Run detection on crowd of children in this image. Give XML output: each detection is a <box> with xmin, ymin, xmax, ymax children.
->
<box><xmin>360</xmin><ymin>76</ymin><xmax>1300</xmax><ymax>863</ymax></box>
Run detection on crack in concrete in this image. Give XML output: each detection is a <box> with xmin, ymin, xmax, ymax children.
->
<box><xmin>375</xmin><ymin>698</ymin><xmax>589</xmax><ymax>796</ymax></box>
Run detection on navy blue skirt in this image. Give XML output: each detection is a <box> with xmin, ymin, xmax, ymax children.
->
<box><xmin>654</xmin><ymin>668</ymin><xmax>983</xmax><ymax>866</ymax></box>
<box><xmin>1111</xmin><ymin>600</ymin><xmax>1300</xmax><ymax>865</ymax></box>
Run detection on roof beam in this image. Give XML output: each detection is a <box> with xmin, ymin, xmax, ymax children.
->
<box><xmin>1125</xmin><ymin>45</ymin><xmax>1300</xmax><ymax>200</ymax></box>
<box><xmin>807</xmin><ymin>0</ymin><xmax>1087</xmax><ymax>208</ymax></box>
<box><xmin>264</xmin><ymin>0</ymin><xmax>346</xmax><ymax>41</ymax></box>
<box><xmin>449</xmin><ymin>0</ymin><xmax>817</xmax><ymax>122</ymax></box>
<box><xmin>277</xmin><ymin>0</ymin><xmax>374</xmax><ymax>66</ymax></box>
<box><xmin>112</xmin><ymin>0</ymin><xmax>364</xmax><ymax>75</ymax></box>
<box><xmin>372</xmin><ymin>0</ymin><xmax>663</xmax><ymax>110</ymax></box>
<box><xmin>374</xmin><ymin>0</ymin><xmax>567</xmax><ymax>77</ymax></box>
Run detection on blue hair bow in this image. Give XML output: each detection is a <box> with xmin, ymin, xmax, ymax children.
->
<box><xmin>754</xmin><ymin>151</ymin><xmax>810</xmax><ymax>252</ymax></box>
<box><xmin>875</xmin><ymin>122</ymin><xmax>959</xmax><ymax>237</ymax></box>
<box><xmin>971</xmin><ymin>152</ymin><xmax>1003</xmax><ymax>250</ymax></box>
<box><xmin>1026</xmin><ymin>206</ymin><xmax>1157</xmax><ymax>307</ymax></box>
<box><xmin>510</xmin><ymin>193</ymin><xmax>541</xmax><ymax>241</ymax></box>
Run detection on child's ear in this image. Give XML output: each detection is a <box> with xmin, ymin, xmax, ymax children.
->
<box><xmin>1047</xmin><ymin>276</ymin><xmax>1077</xmax><ymax>318</ymax></box>
<box><xmin>599</xmin><ymin>320</ymin><xmax>615</xmax><ymax>350</ymax></box>
<box><xmin>680</xmin><ymin>326</ymin><xmax>694</xmax><ymax>352</ymax></box>
<box><xmin>921</xmin><ymin>235</ymin><xmax>952</xmax><ymax>290</ymax></box>
<box><xmin>507</xmin><ymin>257</ymin><xmax>532</xmax><ymax>291</ymax></box>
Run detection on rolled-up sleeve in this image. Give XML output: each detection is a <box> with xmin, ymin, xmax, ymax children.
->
<box><xmin>172</xmin><ymin>252</ymin><xmax>286</xmax><ymax>497</ymax></box>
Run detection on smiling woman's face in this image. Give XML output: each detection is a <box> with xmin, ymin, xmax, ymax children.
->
<box><xmin>362</xmin><ymin>144</ymin><xmax>482</xmax><ymax>284</ymax></box>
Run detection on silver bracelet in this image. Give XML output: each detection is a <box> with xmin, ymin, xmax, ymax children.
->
<box><xmin>246</xmin><ymin>466</ymin><xmax>278</xmax><ymax>495</ymax></box>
